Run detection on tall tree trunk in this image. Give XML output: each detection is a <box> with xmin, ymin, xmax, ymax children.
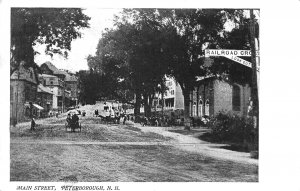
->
<box><xmin>143</xmin><ymin>93</ymin><xmax>151</xmax><ymax>117</ymax></box>
<box><xmin>182</xmin><ymin>88</ymin><xmax>191</xmax><ymax>130</ymax></box>
<box><xmin>203</xmin><ymin>83</ymin><xmax>206</xmax><ymax>116</ymax></box>
<box><xmin>161</xmin><ymin>88</ymin><xmax>164</xmax><ymax>116</ymax></box>
<box><xmin>149</xmin><ymin>95</ymin><xmax>153</xmax><ymax>114</ymax></box>
<box><xmin>134</xmin><ymin>92</ymin><xmax>141</xmax><ymax>119</ymax></box>
<box><xmin>196</xmin><ymin>85</ymin><xmax>200</xmax><ymax>117</ymax></box>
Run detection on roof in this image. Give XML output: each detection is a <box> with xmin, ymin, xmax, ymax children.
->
<box><xmin>37</xmin><ymin>84</ymin><xmax>53</xmax><ymax>94</ymax></box>
<box><xmin>10</xmin><ymin>63</ymin><xmax>38</xmax><ymax>85</ymax></box>
<box><xmin>42</xmin><ymin>61</ymin><xmax>66</xmax><ymax>76</ymax></box>
<box><xmin>59</xmin><ymin>69</ymin><xmax>77</xmax><ymax>82</ymax></box>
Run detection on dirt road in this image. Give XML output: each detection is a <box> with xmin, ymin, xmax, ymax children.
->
<box><xmin>10</xmin><ymin>105</ymin><xmax>258</xmax><ymax>182</ymax></box>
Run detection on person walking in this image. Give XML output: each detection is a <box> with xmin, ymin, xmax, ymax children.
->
<box><xmin>31</xmin><ymin>118</ymin><xmax>36</xmax><ymax>130</ymax></box>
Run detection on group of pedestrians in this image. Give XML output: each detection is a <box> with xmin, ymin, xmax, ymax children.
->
<box><xmin>94</xmin><ymin>107</ymin><xmax>128</xmax><ymax>125</ymax></box>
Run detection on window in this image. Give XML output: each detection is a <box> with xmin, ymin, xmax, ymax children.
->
<box><xmin>193</xmin><ymin>102</ymin><xmax>197</xmax><ymax>116</ymax></box>
<box><xmin>50</xmin><ymin>81</ymin><xmax>53</xmax><ymax>85</ymax></box>
<box><xmin>198</xmin><ymin>99</ymin><xmax>203</xmax><ymax>117</ymax></box>
<box><xmin>232</xmin><ymin>85</ymin><xmax>241</xmax><ymax>111</ymax></box>
<box><xmin>205</xmin><ymin>99</ymin><xmax>210</xmax><ymax>116</ymax></box>
<box><xmin>171</xmin><ymin>90</ymin><xmax>174</xmax><ymax>95</ymax></box>
<box><xmin>199</xmin><ymin>99</ymin><xmax>203</xmax><ymax>105</ymax></box>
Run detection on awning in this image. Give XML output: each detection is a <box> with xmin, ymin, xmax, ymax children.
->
<box><xmin>33</xmin><ymin>104</ymin><xmax>44</xmax><ymax>110</ymax></box>
<box><xmin>24</xmin><ymin>103</ymin><xmax>44</xmax><ymax>110</ymax></box>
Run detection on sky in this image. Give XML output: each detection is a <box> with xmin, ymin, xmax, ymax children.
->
<box><xmin>34</xmin><ymin>8</ymin><xmax>122</xmax><ymax>73</ymax></box>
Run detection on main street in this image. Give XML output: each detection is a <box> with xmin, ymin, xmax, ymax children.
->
<box><xmin>10</xmin><ymin>104</ymin><xmax>258</xmax><ymax>182</ymax></box>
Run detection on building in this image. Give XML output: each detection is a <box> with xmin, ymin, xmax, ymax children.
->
<box><xmin>36</xmin><ymin>84</ymin><xmax>53</xmax><ymax>117</ymax></box>
<box><xmin>40</xmin><ymin>61</ymin><xmax>66</xmax><ymax>79</ymax></box>
<box><xmin>152</xmin><ymin>77</ymin><xmax>184</xmax><ymax>112</ymax></box>
<box><xmin>39</xmin><ymin>74</ymin><xmax>64</xmax><ymax>113</ymax></box>
<box><xmin>64</xmin><ymin>89</ymin><xmax>71</xmax><ymax>108</ymax></box>
<box><xmin>63</xmin><ymin>71</ymin><xmax>79</xmax><ymax>106</ymax></box>
<box><xmin>163</xmin><ymin>77</ymin><xmax>184</xmax><ymax>110</ymax></box>
<box><xmin>40</xmin><ymin>62</ymin><xmax>79</xmax><ymax>111</ymax></box>
<box><xmin>189</xmin><ymin>76</ymin><xmax>251</xmax><ymax>118</ymax></box>
<box><xmin>40</xmin><ymin>62</ymin><xmax>67</xmax><ymax>111</ymax></box>
<box><xmin>10</xmin><ymin>62</ymin><xmax>40</xmax><ymax>123</ymax></box>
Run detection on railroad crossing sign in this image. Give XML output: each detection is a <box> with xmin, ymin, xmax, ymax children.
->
<box><xmin>205</xmin><ymin>49</ymin><xmax>259</xmax><ymax>57</ymax></box>
<box><xmin>225</xmin><ymin>55</ymin><xmax>259</xmax><ymax>72</ymax></box>
<box><xmin>205</xmin><ymin>49</ymin><xmax>260</xmax><ymax>72</ymax></box>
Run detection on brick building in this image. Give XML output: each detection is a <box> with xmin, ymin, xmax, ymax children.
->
<box><xmin>10</xmin><ymin>62</ymin><xmax>39</xmax><ymax>123</ymax></box>
<box><xmin>189</xmin><ymin>76</ymin><xmax>251</xmax><ymax>118</ymax></box>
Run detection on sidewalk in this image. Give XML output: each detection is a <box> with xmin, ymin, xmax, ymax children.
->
<box><xmin>132</xmin><ymin>122</ymin><xmax>258</xmax><ymax>165</ymax></box>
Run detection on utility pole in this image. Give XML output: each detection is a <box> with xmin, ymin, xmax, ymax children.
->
<box><xmin>249</xmin><ymin>9</ymin><xmax>259</xmax><ymax>150</ymax></box>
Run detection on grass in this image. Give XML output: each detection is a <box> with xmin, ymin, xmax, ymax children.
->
<box><xmin>11</xmin><ymin>143</ymin><xmax>258</xmax><ymax>182</ymax></box>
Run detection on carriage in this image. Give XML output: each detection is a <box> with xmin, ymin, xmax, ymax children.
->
<box><xmin>65</xmin><ymin>110</ymin><xmax>82</xmax><ymax>132</ymax></box>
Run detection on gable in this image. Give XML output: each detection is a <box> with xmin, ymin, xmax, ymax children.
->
<box><xmin>11</xmin><ymin>65</ymin><xmax>38</xmax><ymax>85</ymax></box>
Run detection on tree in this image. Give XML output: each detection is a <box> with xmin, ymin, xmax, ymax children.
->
<box><xmin>11</xmin><ymin>8</ymin><xmax>90</xmax><ymax>71</ymax></box>
<box><xmin>87</xmin><ymin>9</ymin><xmax>176</xmax><ymax>117</ymax></box>
<box><xmin>162</xmin><ymin>9</ymin><xmax>260</xmax><ymax>129</ymax></box>
<box><xmin>153</xmin><ymin>9</ymin><xmax>239</xmax><ymax>129</ymax></box>
<box><xmin>85</xmin><ymin>9</ymin><xmax>259</xmax><ymax>126</ymax></box>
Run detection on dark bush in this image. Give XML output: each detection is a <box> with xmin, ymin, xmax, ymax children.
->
<box><xmin>207</xmin><ymin>112</ymin><xmax>257</xmax><ymax>147</ymax></box>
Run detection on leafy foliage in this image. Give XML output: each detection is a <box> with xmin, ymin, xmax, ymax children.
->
<box><xmin>11</xmin><ymin>8</ymin><xmax>90</xmax><ymax>69</ymax></box>
<box><xmin>207</xmin><ymin>112</ymin><xmax>257</xmax><ymax>147</ymax></box>
<box><xmin>80</xmin><ymin>9</ymin><xmax>259</xmax><ymax>120</ymax></box>
<box><xmin>85</xmin><ymin>9</ymin><xmax>180</xmax><ymax>115</ymax></box>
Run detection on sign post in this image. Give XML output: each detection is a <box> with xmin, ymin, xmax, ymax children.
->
<box><xmin>249</xmin><ymin>9</ymin><xmax>259</xmax><ymax>147</ymax></box>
